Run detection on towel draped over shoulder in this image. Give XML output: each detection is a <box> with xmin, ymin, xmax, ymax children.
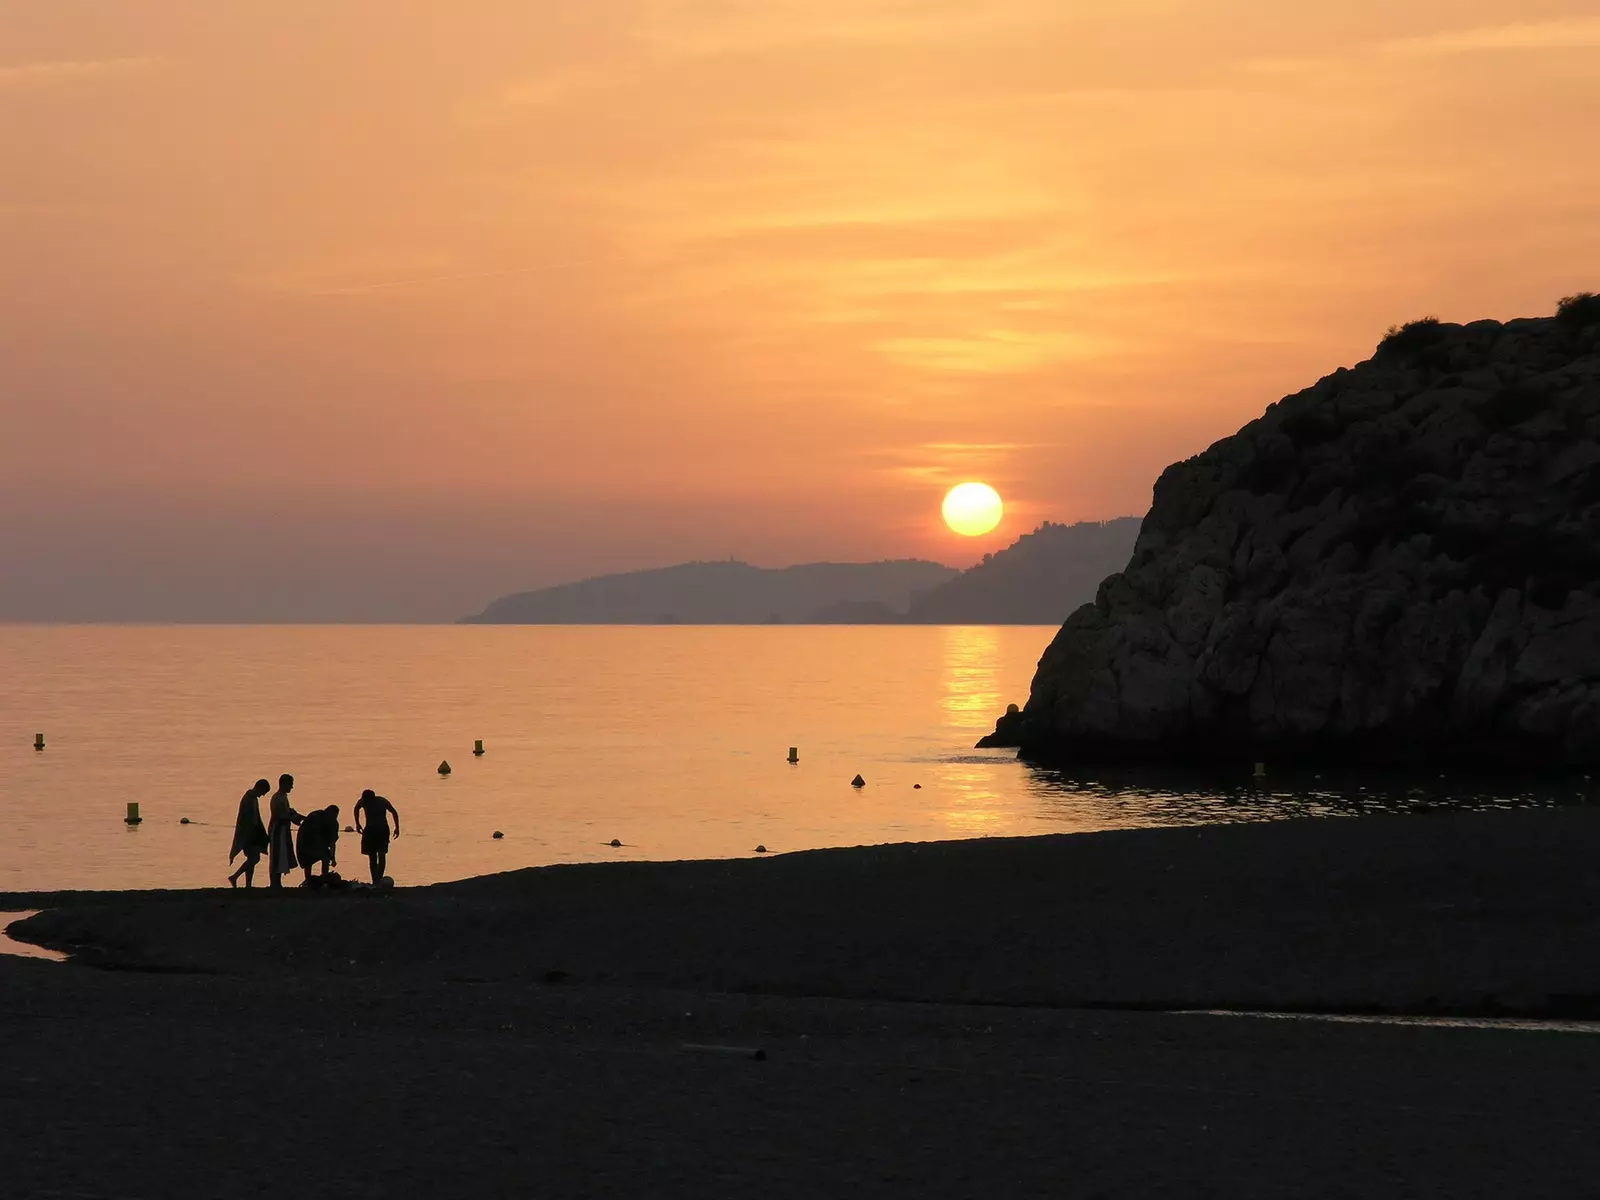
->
<box><xmin>229</xmin><ymin>791</ymin><xmax>269</xmax><ymax>863</ymax></box>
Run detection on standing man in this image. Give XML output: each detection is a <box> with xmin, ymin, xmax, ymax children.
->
<box><xmin>267</xmin><ymin>774</ymin><xmax>303</xmax><ymax>890</ymax></box>
<box><xmin>354</xmin><ymin>789</ymin><xmax>401</xmax><ymax>885</ymax></box>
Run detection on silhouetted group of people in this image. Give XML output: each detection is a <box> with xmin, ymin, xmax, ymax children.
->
<box><xmin>228</xmin><ymin>774</ymin><xmax>401</xmax><ymax>890</ymax></box>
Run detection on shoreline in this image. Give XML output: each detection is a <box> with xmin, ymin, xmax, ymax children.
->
<box><xmin>13</xmin><ymin>808</ymin><xmax>1600</xmax><ymax>1018</ymax></box>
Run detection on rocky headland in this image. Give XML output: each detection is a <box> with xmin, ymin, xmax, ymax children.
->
<box><xmin>904</xmin><ymin>517</ymin><xmax>1141</xmax><ymax>624</ymax></box>
<box><xmin>983</xmin><ymin>297</ymin><xmax>1600</xmax><ymax>765</ymax></box>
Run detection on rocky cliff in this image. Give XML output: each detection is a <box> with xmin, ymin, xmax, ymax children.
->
<box><xmin>982</xmin><ymin>298</ymin><xmax>1600</xmax><ymax>766</ymax></box>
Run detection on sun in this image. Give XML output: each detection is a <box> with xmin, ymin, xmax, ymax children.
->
<box><xmin>942</xmin><ymin>482</ymin><xmax>1004</xmax><ymax>537</ymax></box>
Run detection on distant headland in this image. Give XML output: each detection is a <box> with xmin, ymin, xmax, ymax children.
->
<box><xmin>460</xmin><ymin>518</ymin><xmax>1141</xmax><ymax>625</ymax></box>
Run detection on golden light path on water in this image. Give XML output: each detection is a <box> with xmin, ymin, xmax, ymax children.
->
<box><xmin>936</xmin><ymin>627</ymin><xmax>1009</xmax><ymax>835</ymax></box>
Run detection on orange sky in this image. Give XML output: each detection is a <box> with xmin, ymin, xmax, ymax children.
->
<box><xmin>3</xmin><ymin>1</ymin><xmax>1598</xmax><ymax>619</ymax></box>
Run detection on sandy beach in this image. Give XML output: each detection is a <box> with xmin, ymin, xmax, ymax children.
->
<box><xmin>7</xmin><ymin>811</ymin><xmax>1600</xmax><ymax>1197</ymax></box>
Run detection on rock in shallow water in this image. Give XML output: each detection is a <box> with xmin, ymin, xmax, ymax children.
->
<box><xmin>988</xmin><ymin>309</ymin><xmax>1600</xmax><ymax>767</ymax></box>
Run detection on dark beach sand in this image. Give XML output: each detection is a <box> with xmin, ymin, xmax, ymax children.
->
<box><xmin>6</xmin><ymin>811</ymin><xmax>1600</xmax><ymax>1197</ymax></box>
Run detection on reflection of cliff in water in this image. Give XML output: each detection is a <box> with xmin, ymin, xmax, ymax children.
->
<box><xmin>1017</xmin><ymin>762</ymin><xmax>1597</xmax><ymax>830</ymax></box>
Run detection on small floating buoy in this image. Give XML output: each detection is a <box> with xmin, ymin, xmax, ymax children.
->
<box><xmin>125</xmin><ymin>802</ymin><xmax>142</xmax><ymax>825</ymax></box>
<box><xmin>438</xmin><ymin>760</ymin><xmax>452</xmax><ymax>776</ymax></box>
<box><xmin>1253</xmin><ymin>762</ymin><xmax>1266</xmax><ymax>779</ymax></box>
<box><xmin>851</xmin><ymin>774</ymin><xmax>866</xmax><ymax>788</ymax></box>
<box><xmin>913</xmin><ymin>783</ymin><xmax>922</xmax><ymax>790</ymax></box>
<box><xmin>473</xmin><ymin>739</ymin><xmax>485</xmax><ymax>757</ymax></box>
<box><xmin>755</xmin><ymin>845</ymin><xmax>767</xmax><ymax>854</ymax></box>
<box><xmin>179</xmin><ymin>817</ymin><xmax>192</xmax><ymax>825</ymax></box>
<box><xmin>344</xmin><ymin>825</ymin><xmax>355</xmax><ymax>833</ymax></box>
<box><xmin>609</xmin><ymin>838</ymin><xmax>622</xmax><ymax>848</ymax></box>
<box><xmin>33</xmin><ymin>733</ymin><xmax>45</xmax><ymax>751</ymax></box>
<box><xmin>379</xmin><ymin>876</ymin><xmax>394</xmax><ymax>888</ymax></box>
<box><xmin>787</xmin><ymin>746</ymin><xmax>798</xmax><ymax>764</ymax></box>
<box><xmin>492</xmin><ymin>830</ymin><xmax>504</xmax><ymax>839</ymax></box>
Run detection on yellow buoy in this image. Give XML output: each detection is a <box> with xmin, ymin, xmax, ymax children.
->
<box><xmin>1253</xmin><ymin>762</ymin><xmax>1266</xmax><ymax>779</ymax></box>
<box><xmin>34</xmin><ymin>733</ymin><xmax>45</xmax><ymax>751</ymax></box>
<box><xmin>473</xmin><ymin>739</ymin><xmax>485</xmax><ymax>757</ymax></box>
<box><xmin>787</xmin><ymin>747</ymin><xmax>798</xmax><ymax>764</ymax></box>
<box><xmin>125</xmin><ymin>802</ymin><xmax>142</xmax><ymax>825</ymax></box>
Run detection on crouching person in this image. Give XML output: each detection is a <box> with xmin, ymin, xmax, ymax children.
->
<box><xmin>296</xmin><ymin>805</ymin><xmax>341</xmax><ymax>885</ymax></box>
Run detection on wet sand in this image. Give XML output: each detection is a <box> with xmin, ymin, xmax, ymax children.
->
<box><xmin>6</xmin><ymin>811</ymin><xmax>1600</xmax><ymax>1196</ymax></box>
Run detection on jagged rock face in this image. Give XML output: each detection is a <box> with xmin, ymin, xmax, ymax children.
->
<box><xmin>990</xmin><ymin>314</ymin><xmax>1600</xmax><ymax>766</ymax></box>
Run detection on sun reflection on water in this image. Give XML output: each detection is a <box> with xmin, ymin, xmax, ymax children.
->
<box><xmin>940</xmin><ymin>626</ymin><xmax>1003</xmax><ymax>735</ymax></box>
<box><xmin>935</xmin><ymin>627</ymin><xmax>1009</xmax><ymax>833</ymax></box>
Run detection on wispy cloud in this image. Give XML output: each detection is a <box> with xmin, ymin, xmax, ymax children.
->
<box><xmin>0</xmin><ymin>57</ymin><xmax>165</xmax><ymax>91</ymax></box>
<box><xmin>635</xmin><ymin>0</ymin><xmax>1054</xmax><ymax>57</ymax></box>
<box><xmin>1381</xmin><ymin>18</ymin><xmax>1600</xmax><ymax>57</ymax></box>
<box><xmin>1234</xmin><ymin>17</ymin><xmax>1600</xmax><ymax>79</ymax></box>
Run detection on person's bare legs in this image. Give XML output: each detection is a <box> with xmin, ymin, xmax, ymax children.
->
<box><xmin>228</xmin><ymin>852</ymin><xmax>260</xmax><ymax>889</ymax></box>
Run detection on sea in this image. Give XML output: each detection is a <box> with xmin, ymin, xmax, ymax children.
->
<box><xmin>0</xmin><ymin>625</ymin><xmax>1588</xmax><ymax>892</ymax></box>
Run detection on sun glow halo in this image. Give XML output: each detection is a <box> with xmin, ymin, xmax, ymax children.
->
<box><xmin>942</xmin><ymin>482</ymin><xmax>1004</xmax><ymax>537</ymax></box>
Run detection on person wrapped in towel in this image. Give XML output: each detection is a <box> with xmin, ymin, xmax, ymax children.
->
<box><xmin>267</xmin><ymin>774</ymin><xmax>303</xmax><ymax>890</ymax></box>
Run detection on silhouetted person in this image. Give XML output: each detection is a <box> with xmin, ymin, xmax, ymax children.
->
<box><xmin>227</xmin><ymin>778</ymin><xmax>271</xmax><ymax>888</ymax></box>
<box><xmin>355</xmin><ymin>790</ymin><xmax>400</xmax><ymax>884</ymax></box>
<box><xmin>296</xmin><ymin>805</ymin><xmax>341</xmax><ymax>884</ymax></box>
<box><xmin>267</xmin><ymin>774</ymin><xmax>303</xmax><ymax>890</ymax></box>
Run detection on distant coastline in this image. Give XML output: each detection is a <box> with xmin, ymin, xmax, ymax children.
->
<box><xmin>461</xmin><ymin>518</ymin><xmax>1141</xmax><ymax>626</ymax></box>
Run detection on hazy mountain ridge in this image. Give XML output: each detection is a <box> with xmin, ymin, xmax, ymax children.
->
<box><xmin>465</xmin><ymin>518</ymin><xmax>1144</xmax><ymax>625</ymax></box>
<box><xmin>461</xmin><ymin>559</ymin><xmax>958</xmax><ymax>624</ymax></box>
<box><xmin>904</xmin><ymin>518</ymin><xmax>1142</xmax><ymax>624</ymax></box>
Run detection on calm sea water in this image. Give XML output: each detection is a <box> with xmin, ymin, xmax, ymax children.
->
<box><xmin>0</xmin><ymin>626</ymin><xmax>1588</xmax><ymax>892</ymax></box>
